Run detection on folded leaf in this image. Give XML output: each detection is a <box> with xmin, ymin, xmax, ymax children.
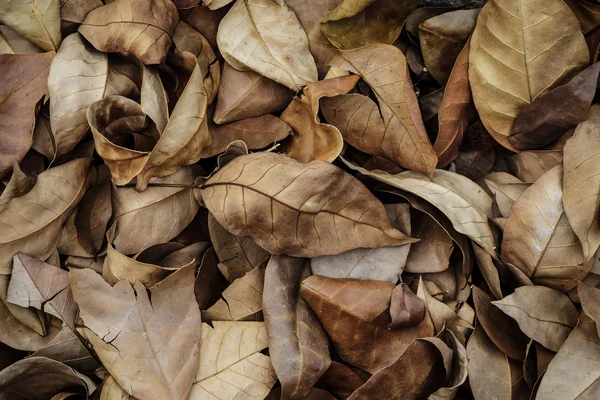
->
<box><xmin>0</xmin><ymin>0</ymin><xmax>61</xmax><ymax>51</ymax></box>
<box><xmin>7</xmin><ymin>254</ymin><xmax>77</xmax><ymax>328</ymax></box>
<box><xmin>419</xmin><ymin>9</ymin><xmax>479</xmax><ymax>85</ymax></box>
<box><xmin>203</xmin><ymin>263</ymin><xmax>265</xmax><ymax>321</ymax></box>
<box><xmin>216</xmin><ymin>0</ymin><xmax>317</xmax><ymax>91</ymax></box>
<box><xmin>202</xmin><ymin>152</ymin><xmax>416</xmax><ymax>257</ymax></box>
<box><xmin>502</xmin><ymin>165</ymin><xmax>593</xmax><ymax>291</ymax></box>
<box><xmin>136</xmin><ymin>52</ymin><xmax>211</xmax><ymax>190</ymax></box>
<box><xmin>536</xmin><ymin>314</ymin><xmax>600</xmax><ymax>399</ymax></box>
<box><xmin>0</xmin><ymin>51</ymin><xmax>54</xmax><ymax>179</ymax></box>
<box><xmin>112</xmin><ymin>166</ymin><xmax>201</xmax><ymax>255</ymax></box>
<box><xmin>429</xmin><ymin>330</ymin><xmax>469</xmax><ymax>400</ymax></box>
<box><xmin>282</xmin><ymin>75</ymin><xmax>359</xmax><ymax>163</ymax></box>
<box><xmin>469</xmin><ymin>0</ymin><xmax>589</xmax><ymax>151</ymax></box>
<box><xmin>510</xmin><ymin>62</ymin><xmax>600</xmax><ymax>150</ymax></box>
<box><xmin>563</xmin><ymin>105</ymin><xmax>600</xmax><ymax>261</ymax></box>
<box><xmin>0</xmin><ymin>158</ymin><xmax>91</xmax><ymax>275</ymax></box>
<box><xmin>389</xmin><ymin>283</ymin><xmax>426</xmax><ymax>329</ymax></box>
<box><xmin>189</xmin><ymin>321</ymin><xmax>277</xmax><ymax>399</ymax></box>
<box><xmin>0</xmin><ymin>298</ymin><xmax>62</xmax><ymax>351</ymax></box>
<box><xmin>208</xmin><ymin>213</ymin><xmax>269</xmax><ymax>282</ymax></box>
<box><xmin>434</xmin><ymin>41</ymin><xmax>474</xmax><ymax>168</ymax></box>
<box><xmin>214</xmin><ymin>62</ymin><xmax>293</xmax><ymax>124</ymax></box>
<box><xmin>300</xmin><ymin>275</ymin><xmax>434</xmax><ymax>373</ymax></box>
<box><xmin>78</xmin><ymin>0</ymin><xmax>179</xmax><ymax>64</ymax></box>
<box><xmin>71</xmin><ymin>265</ymin><xmax>201</xmax><ymax>400</ymax></box>
<box><xmin>324</xmin><ymin>44</ymin><xmax>437</xmax><ymax>177</ymax></box>
<box><xmin>492</xmin><ymin>286</ymin><xmax>578</xmax><ymax>351</ymax></box>
<box><xmin>48</xmin><ymin>33</ymin><xmax>108</xmax><ymax>160</ymax></box>
<box><xmin>263</xmin><ymin>256</ymin><xmax>331</xmax><ymax>398</ymax></box>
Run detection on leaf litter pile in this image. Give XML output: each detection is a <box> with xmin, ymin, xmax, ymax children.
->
<box><xmin>5</xmin><ymin>0</ymin><xmax>600</xmax><ymax>398</ymax></box>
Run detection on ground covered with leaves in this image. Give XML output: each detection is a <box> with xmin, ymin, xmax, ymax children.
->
<box><xmin>2</xmin><ymin>0</ymin><xmax>600</xmax><ymax>399</ymax></box>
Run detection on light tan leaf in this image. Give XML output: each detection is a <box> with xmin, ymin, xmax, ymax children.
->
<box><xmin>213</xmin><ymin>62</ymin><xmax>293</xmax><ymax>124</ymax></box>
<box><xmin>344</xmin><ymin>160</ymin><xmax>496</xmax><ymax>255</ymax></box>
<box><xmin>473</xmin><ymin>243</ymin><xmax>503</xmax><ymax>300</ymax></box>
<box><xmin>502</xmin><ymin>165</ymin><xmax>593</xmax><ymax>291</ymax></box>
<box><xmin>469</xmin><ymin>0</ymin><xmax>589</xmax><ymax>151</ymax></box>
<box><xmin>0</xmin><ymin>51</ymin><xmax>54</xmax><ymax>179</ymax></box>
<box><xmin>486</xmin><ymin>179</ymin><xmax>530</xmax><ymax>218</ymax></box>
<box><xmin>136</xmin><ymin>52</ymin><xmax>211</xmax><ymax>191</ymax></box>
<box><xmin>208</xmin><ymin>212</ymin><xmax>269</xmax><ymax>282</ymax></box>
<box><xmin>429</xmin><ymin>330</ymin><xmax>469</xmax><ymax>400</ymax></box>
<box><xmin>563</xmin><ymin>105</ymin><xmax>600</xmax><ymax>261</ymax></box>
<box><xmin>263</xmin><ymin>256</ymin><xmax>331</xmax><ymax>398</ymax></box>
<box><xmin>536</xmin><ymin>314</ymin><xmax>600</xmax><ymax>399</ymax></box>
<box><xmin>324</xmin><ymin>44</ymin><xmax>436</xmax><ymax>177</ymax></box>
<box><xmin>112</xmin><ymin>166</ymin><xmax>201</xmax><ymax>255</ymax></box>
<box><xmin>509</xmin><ymin>150</ymin><xmax>563</xmax><ymax>183</ymax></box>
<box><xmin>7</xmin><ymin>253</ymin><xmax>77</xmax><ymax>328</ymax></box>
<box><xmin>189</xmin><ymin>321</ymin><xmax>277</xmax><ymax>399</ymax></box>
<box><xmin>202</xmin><ymin>114</ymin><xmax>292</xmax><ymax>159</ymax></box>
<box><xmin>48</xmin><ymin>33</ymin><xmax>108</xmax><ymax>160</ymax></box>
<box><xmin>0</xmin><ymin>299</ymin><xmax>62</xmax><ymax>351</ymax></box>
<box><xmin>283</xmin><ymin>75</ymin><xmax>359</xmax><ymax>163</ymax></box>
<box><xmin>310</xmin><ymin>203</ymin><xmax>411</xmax><ymax>283</ymax></box>
<box><xmin>0</xmin><ymin>0</ymin><xmax>61</xmax><ymax>51</ymax></box>
<box><xmin>578</xmin><ymin>281</ymin><xmax>600</xmax><ymax>339</ymax></box>
<box><xmin>0</xmin><ymin>25</ymin><xmax>43</xmax><ymax>54</ymax></box>
<box><xmin>0</xmin><ymin>163</ymin><xmax>35</xmax><ymax>211</ymax></box>
<box><xmin>71</xmin><ymin>265</ymin><xmax>201</xmax><ymax>400</ymax></box>
<box><xmin>141</xmin><ymin>65</ymin><xmax>169</xmax><ymax>134</ymax></box>
<box><xmin>467</xmin><ymin>325</ymin><xmax>529</xmax><ymax>400</ymax></box>
<box><xmin>216</xmin><ymin>0</ymin><xmax>317</xmax><ymax>91</ymax></box>
<box><xmin>100</xmin><ymin>376</ymin><xmax>133</xmax><ymax>400</ymax></box>
<box><xmin>203</xmin><ymin>264</ymin><xmax>265</xmax><ymax>321</ymax></box>
<box><xmin>78</xmin><ymin>0</ymin><xmax>179</xmax><ymax>64</ymax></box>
<box><xmin>0</xmin><ymin>158</ymin><xmax>91</xmax><ymax>275</ymax></box>
<box><xmin>493</xmin><ymin>286</ymin><xmax>578</xmax><ymax>351</ymax></box>
<box><xmin>201</xmin><ymin>152</ymin><xmax>416</xmax><ymax>257</ymax></box>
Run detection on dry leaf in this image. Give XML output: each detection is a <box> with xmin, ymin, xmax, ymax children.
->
<box><xmin>48</xmin><ymin>33</ymin><xmax>108</xmax><ymax>160</ymax></box>
<box><xmin>467</xmin><ymin>325</ymin><xmax>529</xmax><ymax>400</ymax></box>
<box><xmin>100</xmin><ymin>375</ymin><xmax>133</xmax><ymax>400</ymax></box>
<box><xmin>203</xmin><ymin>263</ymin><xmax>265</xmax><ymax>321</ymax></box>
<box><xmin>0</xmin><ymin>51</ymin><xmax>54</xmax><ymax>179</ymax></box>
<box><xmin>202</xmin><ymin>152</ymin><xmax>416</xmax><ymax>257</ymax></box>
<box><xmin>310</xmin><ymin>203</ymin><xmax>411</xmax><ymax>283</ymax></box>
<box><xmin>59</xmin><ymin>0</ymin><xmax>103</xmax><ymax>25</ymax></box>
<box><xmin>429</xmin><ymin>330</ymin><xmax>469</xmax><ymax>400</ymax></box>
<box><xmin>510</xmin><ymin>62</ymin><xmax>600</xmax><ymax>150</ymax></box>
<box><xmin>0</xmin><ymin>158</ymin><xmax>91</xmax><ymax>275</ymax></box>
<box><xmin>344</xmin><ymin>160</ymin><xmax>496</xmax><ymax>256</ymax></box>
<box><xmin>419</xmin><ymin>9</ymin><xmax>479</xmax><ymax>85</ymax></box>
<box><xmin>508</xmin><ymin>150</ymin><xmax>563</xmax><ymax>183</ymax></box>
<box><xmin>300</xmin><ymin>275</ymin><xmax>434</xmax><ymax>373</ymax></box>
<box><xmin>78</xmin><ymin>0</ymin><xmax>179</xmax><ymax>64</ymax></box>
<box><xmin>32</xmin><ymin>327</ymin><xmax>99</xmax><ymax>373</ymax></box>
<box><xmin>469</xmin><ymin>0</ymin><xmax>589</xmax><ymax>151</ymax></box>
<box><xmin>7</xmin><ymin>253</ymin><xmax>77</xmax><ymax>329</ymax></box>
<box><xmin>216</xmin><ymin>0</ymin><xmax>317</xmax><ymax>91</ymax></box>
<box><xmin>563</xmin><ymin>105</ymin><xmax>600</xmax><ymax>262</ymax></box>
<box><xmin>315</xmin><ymin>361</ymin><xmax>366</xmax><ymax>399</ymax></box>
<box><xmin>282</xmin><ymin>75</ymin><xmax>359</xmax><ymax>163</ymax></box>
<box><xmin>502</xmin><ymin>165</ymin><xmax>593</xmax><ymax>291</ymax></box>
<box><xmin>321</xmin><ymin>0</ymin><xmax>417</xmax><ymax>50</ymax></box>
<box><xmin>214</xmin><ymin>62</ymin><xmax>293</xmax><ymax>124</ymax></box>
<box><xmin>263</xmin><ymin>256</ymin><xmax>331</xmax><ymax>398</ymax></box>
<box><xmin>0</xmin><ymin>163</ymin><xmax>35</xmax><ymax>211</ymax></box>
<box><xmin>0</xmin><ymin>0</ymin><xmax>61</xmax><ymax>51</ymax></box>
<box><xmin>136</xmin><ymin>52</ymin><xmax>211</xmax><ymax>190</ymax></box>
<box><xmin>493</xmin><ymin>286</ymin><xmax>578</xmax><ymax>352</ymax></box>
<box><xmin>203</xmin><ymin>114</ymin><xmax>292</xmax><ymax>159</ymax></box>
<box><xmin>472</xmin><ymin>243</ymin><xmax>503</xmax><ymax>300</ymax></box>
<box><xmin>189</xmin><ymin>321</ymin><xmax>277</xmax><ymax>399</ymax></box>
<box><xmin>71</xmin><ymin>265</ymin><xmax>201</xmax><ymax>400</ymax></box>
<box><xmin>472</xmin><ymin>286</ymin><xmax>527</xmax><ymax>361</ymax></box>
<box><xmin>536</xmin><ymin>314</ymin><xmax>600</xmax><ymax>399</ymax></box>
<box><xmin>141</xmin><ymin>65</ymin><xmax>169</xmax><ymax>134</ymax></box>
<box><xmin>208</xmin><ymin>212</ymin><xmax>269</xmax><ymax>282</ymax></box>
<box><xmin>112</xmin><ymin>166</ymin><xmax>201</xmax><ymax>255</ymax></box>
<box><xmin>405</xmin><ymin>211</ymin><xmax>454</xmax><ymax>274</ymax></box>
<box><xmin>434</xmin><ymin>41</ymin><xmax>474</xmax><ymax>168</ymax></box>
<box><xmin>0</xmin><ymin>298</ymin><xmax>62</xmax><ymax>351</ymax></box>
<box><xmin>388</xmin><ymin>283</ymin><xmax>426</xmax><ymax>329</ymax></box>
<box><xmin>347</xmin><ymin>338</ymin><xmax>449</xmax><ymax>400</ymax></box>
<box><xmin>0</xmin><ymin>357</ymin><xmax>89</xmax><ymax>399</ymax></box>
<box><xmin>324</xmin><ymin>44</ymin><xmax>437</xmax><ymax>177</ymax></box>
<box><xmin>578</xmin><ymin>281</ymin><xmax>600</xmax><ymax>338</ymax></box>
